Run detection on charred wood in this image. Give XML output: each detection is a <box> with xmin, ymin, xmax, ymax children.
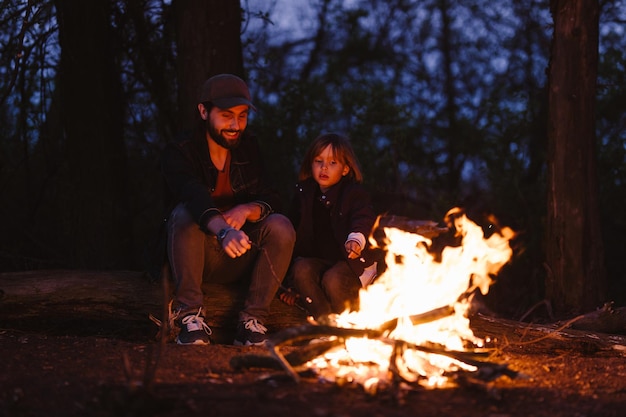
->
<box><xmin>375</xmin><ymin>215</ymin><xmax>449</xmax><ymax>239</ymax></box>
<box><xmin>230</xmin><ymin>338</ymin><xmax>343</xmax><ymax>371</ymax></box>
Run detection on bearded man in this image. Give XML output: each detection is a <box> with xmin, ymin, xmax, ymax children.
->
<box><xmin>160</xmin><ymin>74</ymin><xmax>295</xmax><ymax>346</ymax></box>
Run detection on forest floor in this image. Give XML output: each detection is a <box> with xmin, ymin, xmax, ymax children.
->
<box><xmin>1</xmin><ymin>270</ymin><xmax>626</xmax><ymax>417</ymax></box>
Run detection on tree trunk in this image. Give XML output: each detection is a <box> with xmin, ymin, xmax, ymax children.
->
<box><xmin>55</xmin><ymin>0</ymin><xmax>132</xmax><ymax>268</ymax></box>
<box><xmin>546</xmin><ymin>0</ymin><xmax>605</xmax><ymax>314</ymax></box>
<box><xmin>438</xmin><ymin>0</ymin><xmax>462</xmax><ymax>193</ymax></box>
<box><xmin>173</xmin><ymin>0</ymin><xmax>245</xmax><ymax>129</ymax></box>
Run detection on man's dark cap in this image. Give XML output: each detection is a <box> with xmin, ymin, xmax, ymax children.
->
<box><xmin>199</xmin><ymin>74</ymin><xmax>256</xmax><ymax>111</ymax></box>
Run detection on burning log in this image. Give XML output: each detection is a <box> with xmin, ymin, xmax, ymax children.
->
<box><xmin>264</xmin><ymin>322</ymin><xmax>394</xmax><ymax>382</ymax></box>
<box><xmin>386</xmin><ymin>338</ymin><xmax>519</xmax><ymax>389</ymax></box>
<box><xmin>408</xmin><ymin>304</ymin><xmax>455</xmax><ymax>325</ymax></box>
<box><xmin>231</xmin><ymin>305</ymin><xmax>451</xmax><ymax>379</ymax></box>
<box><xmin>231</xmin><ymin>321</ymin><xmax>518</xmax><ymax>390</ymax></box>
<box><xmin>260</xmin><ymin>303</ymin><xmax>463</xmax><ymax>382</ymax></box>
<box><xmin>232</xmin><ymin>301</ymin><xmax>518</xmax><ymax>390</ymax></box>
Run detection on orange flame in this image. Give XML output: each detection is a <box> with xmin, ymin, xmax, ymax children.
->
<box><xmin>307</xmin><ymin>209</ymin><xmax>515</xmax><ymax>389</ymax></box>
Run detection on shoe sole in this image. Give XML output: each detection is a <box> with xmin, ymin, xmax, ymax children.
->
<box><xmin>176</xmin><ymin>338</ymin><xmax>211</xmax><ymax>345</ymax></box>
<box><xmin>233</xmin><ymin>340</ymin><xmax>266</xmax><ymax>346</ymax></box>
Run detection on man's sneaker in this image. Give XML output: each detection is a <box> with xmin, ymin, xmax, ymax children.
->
<box><xmin>233</xmin><ymin>318</ymin><xmax>268</xmax><ymax>346</ymax></box>
<box><xmin>176</xmin><ymin>308</ymin><xmax>212</xmax><ymax>345</ymax></box>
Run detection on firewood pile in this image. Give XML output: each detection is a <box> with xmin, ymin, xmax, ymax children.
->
<box><xmin>231</xmin><ymin>303</ymin><xmax>520</xmax><ymax>394</ymax></box>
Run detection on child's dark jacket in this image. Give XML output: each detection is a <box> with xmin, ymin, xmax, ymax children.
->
<box><xmin>288</xmin><ymin>177</ymin><xmax>382</xmax><ymax>278</ymax></box>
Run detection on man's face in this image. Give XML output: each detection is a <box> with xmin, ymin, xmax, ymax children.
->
<box><xmin>205</xmin><ymin>104</ymin><xmax>249</xmax><ymax>149</ymax></box>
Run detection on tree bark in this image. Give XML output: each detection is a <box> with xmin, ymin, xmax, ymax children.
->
<box><xmin>438</xmin><ymin>0</ymin><xmax>462</xmax><ymax>193</ymax></box>
<box><xmin>546</xmin><ymin>0</ymin><xmax>605</xmax><ymax>314</ymax></box>
<box><xmin>54</xmin><ymin>0</ymin><xmax>132</xmax><ymax>268</ymax></box>
<box><xmin>173</xmin><ymin>0</ymin><xmax>246</xmax><ymax>129</ymax></box>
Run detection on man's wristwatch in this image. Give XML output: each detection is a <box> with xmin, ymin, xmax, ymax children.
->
<box><xmin>216</xmin><ymin>227</ymin><xmax>236</xmax><ymax>245</ymax></box>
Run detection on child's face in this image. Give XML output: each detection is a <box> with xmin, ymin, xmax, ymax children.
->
<box><xmin>312</xmin><ymin>144</ymin><xmax>350</xmax><ymax>192</ymax></box>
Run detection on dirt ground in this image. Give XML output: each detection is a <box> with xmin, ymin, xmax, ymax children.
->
<box><xmin>1</xmin><ymin>271</ymin><xmax>626</xmax><ymax>417</ymax></box>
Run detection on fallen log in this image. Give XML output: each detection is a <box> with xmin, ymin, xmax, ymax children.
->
<box><xmin>561</xmin><ymin>301</ymin><xmax>626</xmax><ymax>335</ymax></box>
<box><xmin>471</xmin><ymin>312</ymin><xmax>626</xmax><ymax>353</ymax></box>
<box><xmin>375</xmin><ymin>215</ymin><xmax>449</xmax><ymax>239</ymax></box>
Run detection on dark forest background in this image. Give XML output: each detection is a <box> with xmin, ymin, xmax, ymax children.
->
<box><xmin>1</xmin><ymin>0</ymin><xmax>625</xmax><ymax>320</ymax></box>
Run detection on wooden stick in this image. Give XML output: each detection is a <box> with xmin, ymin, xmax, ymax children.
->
<box><xmin>230</xmin><ymin>338</ymin><xmax>343</xmax><ymax>371</ymax></box>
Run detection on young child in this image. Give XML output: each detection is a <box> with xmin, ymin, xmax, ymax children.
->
<box><xmin>282</xmin><ymin>133</ymin><xmax>381</xmax><ymax>320</ymax></box>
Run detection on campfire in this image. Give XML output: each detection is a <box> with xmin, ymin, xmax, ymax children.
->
<box><xmin>233</xmin><ymin>208</ymin><xmax>518</xmax><ymax>392</ymax></box>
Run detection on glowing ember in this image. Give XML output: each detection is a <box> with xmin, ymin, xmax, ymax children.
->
<box><xmin>305</xmin><ymin>208</ymin><xmax>515</xmax><ymax>389</ymax></box>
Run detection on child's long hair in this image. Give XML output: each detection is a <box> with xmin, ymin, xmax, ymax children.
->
<box><xmin>299</xmin><ymin>133</ymin><xmax>364</xmax><ymax>183</ymax></box>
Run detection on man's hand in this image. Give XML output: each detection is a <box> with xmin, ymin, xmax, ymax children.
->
<box><xmin>220</xmin><ymin>228</ymin><xmax>252</xmax><ymax>258</ymax></box>
<box><xmin>208</xmin><ymin>210</ymin><xmax>255</xmax><ymax>258</ymax></box>
<box><xmin>222</xmin><ymin>203</ymin><xmax>262</xmax><ymax>229</ymax></box>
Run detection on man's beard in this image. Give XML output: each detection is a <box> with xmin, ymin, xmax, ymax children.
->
<box><xmin>206</xmin><ymin>119</ymin><xmax>241</xmax><ymax>150</ymax></box>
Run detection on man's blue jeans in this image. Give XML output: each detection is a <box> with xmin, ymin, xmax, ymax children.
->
<box><xmin>167</xmin><ymin>203</ymin><xmax>295</xmax><ymax>323</ymax></box>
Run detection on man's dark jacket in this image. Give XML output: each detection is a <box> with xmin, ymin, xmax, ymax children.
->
<box><xmin>287</xmin><ymin>176</ymin><xmax>383</xmax><ymax>278</ymax></box>
<box><xmin>161</xmin><ymin>123</ymin><xmax>281</xmax><ymax>228</ymax></box>
<box><xmin>146</xmin><ymin>123</ymin><xmax>280</xmax><ymax>281</ymax></box>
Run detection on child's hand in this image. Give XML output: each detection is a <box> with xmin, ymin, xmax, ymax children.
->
<box><xmin>345</xmin><ymin>240</ymin><xmax>362</xmax><ymax>259</ymax></box>
<box><xmin>279</xmin><ymin>288</ymin><xmax>299</xmax><ymax>306</ymax></box>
